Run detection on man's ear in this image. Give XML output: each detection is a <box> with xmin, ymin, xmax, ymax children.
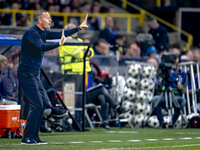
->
<box><xmin>39</xmin><ymin>19</ymin><xmax>42</xmax><ymax>24</ymax></box>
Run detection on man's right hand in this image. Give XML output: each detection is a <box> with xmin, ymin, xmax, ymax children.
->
<box><xmin>59</xmin><ymin>29</ymin><xmax>69</xmax><ymax>46</ymax></box>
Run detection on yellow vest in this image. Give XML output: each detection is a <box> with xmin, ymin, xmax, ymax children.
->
<box><xmin>59</xmin><ymin>37</ymin><xmax>94</xmax><ymax>75</ymax></box>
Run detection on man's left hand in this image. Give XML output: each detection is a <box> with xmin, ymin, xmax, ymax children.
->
<box><xmin>79</xmin><ymin>14</ymin><xmax>88</xmax><ymax>29</ymax></box>
<box><xmin>177</xmin><ymin>84</ymin><xmax>182</xmax><ymax>90</ymax></box>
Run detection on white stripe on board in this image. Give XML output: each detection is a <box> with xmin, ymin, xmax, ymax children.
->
<box><xmin>91</xmin><ymin>141</ymin><xmax>102</xmax><ymax>143</ymax></box>
<box><xmin>162</xmin><ymin>138</ymin><xmax>174</xmax><ymax>141</ymax></box>
<box><xmin>179</xmin><ymin>137</ymin><xmax>192</xmax><ymax>140</ymax></box>
<box><xmin>146</xmin><ymin>139</ymin><xmax>158</xmax><ymax>141</ymax></box>
<box><xmin>128</xmin><ymin>140</ymin><xmax>141</xmax><ymax>142</ymax></box>
<box><xmin>69</xmin><ymin>142</ymin><xmax>85</xmax><ymax>143</ymax></box>
<box><xmin>108</xmin><ymin>140</ymin><xmax>122</xmax><ymax>142</ymax></box>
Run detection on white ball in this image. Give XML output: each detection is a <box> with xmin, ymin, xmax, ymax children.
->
<box><xmin>140</xmin><ymin>78</ymin><xmax>155</xmax><ymax>90</ymax></box>
<box><xmin>122</xmin><ymin>100</ymin><xmax>134</xmax><ymax>111</ymax></box>
<box><xmin>126</xmin><ymin>77</ymin><xmax>139</xmax><ymax>89</ymax></box>
<box><xmin>124</xmin><ymin>113</ymin><xmax>133</xmax><ymax>122</ymax></box>
<box><xmin>137</xmin><ymin>90</ymin><xmax>148</xmax><ymax>101</ymax></box>
<box><xmin>128</xmin><ymin>64</ymin><xmax>140</xmax><ymax>77</ymax></box>
<box><xmin>147</xmin><ymin>115</ymin><xmax>160</xmax><ymax>128</ymax></box>
<box><xmin>174</xmin><ymin>115</ymin><xmax>187</xmax><ymax>128</ymax></box>
<box><xmin>163</xmin><ymin>116</ymin><xmax>171</xmax><ymax>128</ymax></box>
<box><xmin>141</xmin><ymin>66</ymin><xmax>156</xmax><ymax>78</ymax></box>
<box><xmin>124</xmin><ymin>88</ymin><xmax>136</xmax><ymax>101</ymax></box>
<box><xmin>136</xmin><ymin>102</ymin><xmax>151</xmax><ymax>115</ymax></box>
<box><xmin>134</xmin><ymin>114</ymin><xmax>145</xmax><ymax>127</ymax></box>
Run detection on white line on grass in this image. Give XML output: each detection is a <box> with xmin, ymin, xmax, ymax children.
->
<box><xmin>146</xmin><ymin>139</ymin><xmax>158</xmax><ymax>141</ymax></box>
<box><xmin>128</xmin><ymin>140</ymin><xmax>141</xmax><ymax>142</ymax></box>
<box><xmin>179</xmin><ymin>137</ymin><xmax>192</xmax><ymax>140</ymax></box>
<box><xmin>100</xmin><ymin>144</ymin><xmax>200</xmax><ymax>150</ymax></box>
<box><xmin>108</xmin><ymin>140</ymin><xmax>122</xmax><ymax>142</ymax></box>
<box><xmin>91</xmin><ymin>141</ymin><xmax>102</xmax><ymax>143</ymax></box>
<box><xmin>196</xmin><ymin>137</ymin><xmax>200</xmax><ymax>139</ymax></box>
<box><xmin>162</xmin><ymin>138</ymin><xmax>174</xmax><ymax>141</ymax></box>
<box><xmin>107</xmin><ymin>131</ymin><xmax>138</xmax><ymax>134</ymax></box>
<box><xmin>49</xmin><ymin>142</ymin><xmax>65</xmax><ymax>144</ymax></box>
<box><xmin>69</xmin><ymin>142</ymin><xmax>85</xmax><ymax>144</ymax></box>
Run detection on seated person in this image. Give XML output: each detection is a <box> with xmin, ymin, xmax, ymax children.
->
<box><xmin>151</xmin><ymin>54</ymin><xmax>186</xmax><ymax>128</ymax></box>
<box><xmin>0</xmin><ymin>64</ymin><xmax>18</xmax><ymax>105</ymax></box>
<box><xmin>87</xmin><ymin>59</ymin><xmax>130</xmax><ymax>130</ymax></box>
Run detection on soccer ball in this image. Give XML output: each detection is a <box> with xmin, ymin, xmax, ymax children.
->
<box><xmin>126</xmin><ymin>77</ymin><xmax>139</xmax><ymax>89</ymax></box>
<box><xmin>128</xmin><ymin>64</ymin><xmax>141</xmax><ymax>77</ymax></box>
<box><xmin>141</xmin><ymin>66</ymin><xmax>156</xmax><ymax>78</ymax></box>
<box><xmin>124</xmin><ymin>88</ymin><xmax>136</xmax><ymax>101</ymax></box>
<box><xmin>140</xmin><ymin>78</ymin><xmax>155</xmax><ymax>90</ymax></box>
<box><xmin>135</xmin><ymin>102</ymin><xmax>151</xmax><ymax>115</ymax></box>
<box><xmin>134</xmin><ymin>114</ymin><xmax>145</xmax><ymax>127</ymax></box>
<box><xmin>174</xmin><ymin>115</ymin><xmax>187</xmax><ymax>128</ymax></box>
<box><xmin>148</xmin><ymin>91</ymin><xmax>154</xmax><ymax>102</ymax></box>
<box><xmin>122</xmin><ymin>100</ymin><xmax>134</xmax><ymax>111</ymax></box>
<box><xmin>123</xmin><ymin>113</ymin><xmax>133</xmax><ymax>122</ymax></box>
<box><xmin>163</xmin><ymin>116</ymin><xmax>171</xmax><ymax>128</ymax></box>
<box><xmin>137</xmin><ymin>90</ymin><xmax>149</xmax><ymax>101</ymax></box>
<box><xmin>147</xmin><ymin>115</ymin><xmax>160</xmax><ymax>128</ymax></box>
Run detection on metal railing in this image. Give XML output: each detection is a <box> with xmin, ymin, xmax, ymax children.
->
<box><xmin>121</xmin><ymin>0</ymin><xmax>193</xmax><ymax>51</ymax></box>
<box><xmin>0</xmin><ymin>9</ymin><xmax>144</xmax><ymax>34</ymax></box>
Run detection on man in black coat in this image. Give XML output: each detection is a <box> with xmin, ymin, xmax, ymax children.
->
<box><xmin>18</xmin><ymin>10</ymin><xmax>88</xmax><ymax>145</ymax></box>
<box><xmin>147</xmin><ymin>17</ymin><xmax>169</xmax><ymax>53</ymax></box>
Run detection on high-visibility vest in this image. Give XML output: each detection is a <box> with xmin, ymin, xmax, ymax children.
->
<box><xmin>59</xmin><ymin>37</ymin><xmax>94</xmax><ymax>75</ymax></box>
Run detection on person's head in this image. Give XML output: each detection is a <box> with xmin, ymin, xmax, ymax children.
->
<box><xmin>34</xmin><ymin>10</ymin><xmax>51</xmax><ymax>30</ymax></box>
<box><xmin>0</xmin><ymin>55</ymin><xmax>7</xmax><ymax>71</ymax></box>
<box><xmin>145</xmin><ymin>46</ymin><xmax>158</xmax><ymax>58</ymax></box>
<box><xmin>91</xmin><ymin>5</ymin><xmax>100</xmax><ymax>13</ymax></box>
<box><xmin>105</xmin><ymin>16</ymin><xmax>114</xmax><ymax>29</ymax></box>
<box><xmin>95</xmin><ymin>39</ymin><xmax>110</xmax><ymax>56</ymax></box>
<box><xmin>62</xmin><ymin>5</ymin><xmax>71</xmax><ymax>13</ymax></box>
<box><xmin>191</xmin><ymin>47</ymin><xmax>200</xmax><ymax>60</ymax></box>
<box><xmin>115</xmin><ymin>35</ymin><xmax>125</xmax><ymax>46</ymax></box>
<box><xmin>125</xmin><ymin>43</ymin><xmax>141</xmax><ymax>58</ymax></box>
<box><xmin>108</xmin><ymin>6</ymin><xmax>115</xmax><ymax>13</ymax></box>
<box><xmin>168</xmin><ymin>47</ymin><xmax>181</xmax><ymax>56</ymax></box>
<box><xmin>80</xmin><ymin>2</ymin><xmax>91</xmax><ymax>13</ymax></box>
<box><xmin>147</xmin><ymin>17</ymin><xmax>159</xmax><ymax>29</ymax></box>
<box><xmin>147</xmin><ymin>58</ymin><xmax>158</xmax><ymax>67</ymax></box>
<box><xmin>92</xmin><ymin>0</ymin><xmax>100</xmax><ymax>7</ymax></box>
<box><xmin>65</xmin><ymin>23</ymin><xmax>77</xmax><ymax>38</ymax></box>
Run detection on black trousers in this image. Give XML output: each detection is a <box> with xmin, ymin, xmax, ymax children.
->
<box><xmin>86</xmin><ymin>86</ymin><xmax>118</xmax><ymax>121</ymax></box>
<box><xmin>17</xmin><ymin>73</ymin><xmax>47</xmax><ymax>139</ymax></box>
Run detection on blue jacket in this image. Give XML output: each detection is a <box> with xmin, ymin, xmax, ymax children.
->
<box><xmin>18</xmin><ymin>24</ymin><xmax>79</xmax><ymax>76</ymax></box>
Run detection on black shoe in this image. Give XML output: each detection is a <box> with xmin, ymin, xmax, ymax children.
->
<box><xmin>102</xmin><ymin>122</ymin><xmax>110</xmax><ymax>130</ymax></box>
<box><xmin>34</xmin><ymin>137</ymin><xmax>48</xmax><ymax>144</ymax></box>
<box><xmin>52</xmin><ymin>109</ymin><xmax>68</xmax><ymax>117</ymax></box>
<box><xmin>116</xmin><ymin>107</ymin><xmax>131</xmax><ymax>117</ymax></box>
<box><xmin>21</xmin><ymin>138</ymin><xmax>39</xmax><ymax>145</ymax></box>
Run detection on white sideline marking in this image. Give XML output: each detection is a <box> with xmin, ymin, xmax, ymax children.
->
<box><xmin>195</xmin><ymin>137</ymin><xmax>200</xmax><ymax>139</ymax></box>
<box><xmin>108</xmin><ymin>140</ymin><xmax>122</xmax><ymax>142</ymax></box>
<box><xmin>162</xmin><ymin>138</ymin><xmax>174</xmax><ymax>141</ymax></box>
<box><xmin>107</xmin><ymin>131</ymin><xmax>138</xmax><ymax>134</ymax></box>
<box><xmin>69</xmin><ymin>142</ymin><xmax>84</xmax><ymax>144</ymax></box>
<box><xmin>91</xmin><ymin>141</ymin><xmax>102</xmax><ymax>143</ymax></box>
<box><xmin>128</xmin><ymin>140</ymin><xmax>141</xmax><ymax>142</ymax></box>
<box><xmin>176</xmin><ymin>132</ymin><xmax>200</xmax><ymax>135</ymax></box>
<box><xmin>50</xmin><ymin>142</ymin><xmax>65</xmax><ymax>144</ymax></box>
<box><xmin>179</xmin><ymin>137</ymin><xmax>192</xmax><ymax>140</ymax></box>
<box><xmin>146</xmin><ymin>139</ymin><xmax>158</xmax><ymax>141</ymax></box>
<box><xmin>100</xmin><ymin>144</ymin><xmax>200</xmax><ymax>150</ymax></box>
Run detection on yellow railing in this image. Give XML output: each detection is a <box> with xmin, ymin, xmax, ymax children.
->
<box><xmin>121</xmin><ymin>0</ymin><xmax>193</xmax><ymax>51</ymax></box>
<box><xmin>0</xmin><ymin>9</ymin><xmax>144</xmax><ymax>34</ymax></box>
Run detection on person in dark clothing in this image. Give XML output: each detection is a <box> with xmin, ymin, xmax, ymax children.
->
<box><xmin>147</xmin><ymin>17</ymin><xmax>169</xmax><ymax>52</ymax></box>
<box><xmin>17</xmin><ymin>10</ymin><xmax>88</xmax><ymax>145</ymax></box>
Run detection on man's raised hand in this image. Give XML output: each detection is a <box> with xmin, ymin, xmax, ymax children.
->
<box><xmin>79</xmin><ymin>14</ymin><xmax>88</xmax><ymax>29</ymax></box>
<box><xmin>59</xmin><ymin>29</ymin><xmax>69</xmax><ymax>46</ymax></box>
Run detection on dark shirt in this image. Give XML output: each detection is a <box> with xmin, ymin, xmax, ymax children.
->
<box><xmin>18</xmin><ymin>24</ymin><xmax>79</xmax><ymax>76</ymax></box>
<box><xmin>99</xmin><ymin>27</ymin><xmax>116</xmax><ymax>43</ymax></box>
<box><xmin>149</xmin><ymin>25</ymin><xmax>169</xmax><ymax>52</ymax></box>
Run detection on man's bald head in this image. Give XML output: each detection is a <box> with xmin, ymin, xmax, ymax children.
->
<box><xmin>147</xmin><ymin>58</ymin><xmax>158</xmax><ymax>66</ymax></box>
<box><xmin>64</xmin><ymin>23</ymin><xmax>77</xmax><ymax>38</ymax></box>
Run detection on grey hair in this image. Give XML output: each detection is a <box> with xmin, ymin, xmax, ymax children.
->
<box><xmin>34</xmin><ymin>10</ymin><xmax>48</xmax><ymax>23</ymax></box>
<box><xmin>0</xmin><ymin>55</ymin><xmax>7</xmax><ymax>62</ymax></box>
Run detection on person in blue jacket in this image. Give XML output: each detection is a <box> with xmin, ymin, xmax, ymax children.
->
<box><xmin>17</xmin><ymin>10</ymin><xmax>88</xmax><ymax>145</ymax></box>
<box><xmin>151</xmin><ymin>56</ymin><xmax>186</xmax><ymax>128</ymax></box>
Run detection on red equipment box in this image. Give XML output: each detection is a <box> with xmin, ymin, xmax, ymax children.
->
<box><xmin>0</xmin><ymin>105</ymin><xmax>20</xmax><ymax>138</ymax></box>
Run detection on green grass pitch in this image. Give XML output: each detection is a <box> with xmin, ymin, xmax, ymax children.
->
<box><xmin>1</xmin><ymin>127</ymin><xmax>200</xmax><ymax>150</ymax></box>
